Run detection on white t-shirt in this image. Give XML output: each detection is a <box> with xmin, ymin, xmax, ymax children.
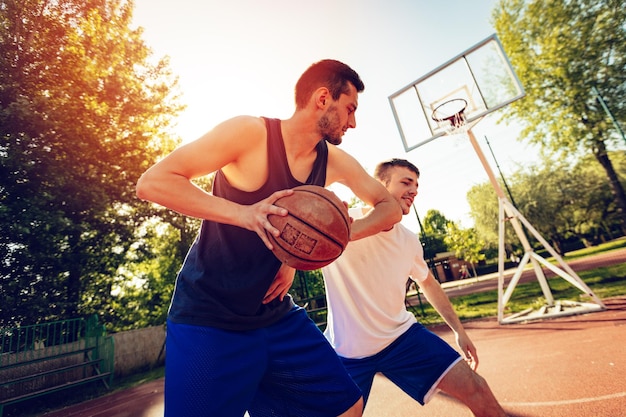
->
<box><xmin>322</xmin><ymin>207</ymin><xmax>430</xmax><ymax>359</ymax></box>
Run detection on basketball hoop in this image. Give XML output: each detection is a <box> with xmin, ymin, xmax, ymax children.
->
<box><xmin>432</xmin><ymin>98</ymin><xmax>468</xmax><ymax>134</ymax></box>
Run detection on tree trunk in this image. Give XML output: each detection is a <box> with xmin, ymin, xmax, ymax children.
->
<box><xmin>551</xmin><ymin>238</ymin><xmax>563</xmax><ymax>256</ymax></box>
<box><xmin>470</xmin><ymin>263</ymin><xmax>478</xmax><ymax>278</ymax></box>
<box><xmin>592</xmin><ymin>139</ymin><xmax>626</xmax><ymax>233</ymax></box>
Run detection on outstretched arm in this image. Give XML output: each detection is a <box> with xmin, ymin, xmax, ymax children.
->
<box><xmin>326</xmin><ymin>146</ymin><xmax>402</xmax><ymax>240</ymax></box>
<box><xmin>419</xmin><ymin>273</ymin><xmax>479</xmax><ymax>370</ymax></box>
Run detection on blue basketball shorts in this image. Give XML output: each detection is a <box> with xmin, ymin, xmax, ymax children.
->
<box><xmin>165</xmin><ymin>306</ymin><xmax>362</xmax><ymax>417</ymax></box>
<box><xmin>340</xmin><ymin>322</ymin><xmax>461</xmax><ymax>405</ymax></box>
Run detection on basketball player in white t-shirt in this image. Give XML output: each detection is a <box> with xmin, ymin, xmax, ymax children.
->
<box><xmin>321</xmin><ymin>158</ymin><xmax>507</xmax><ymax>417</ymax></box>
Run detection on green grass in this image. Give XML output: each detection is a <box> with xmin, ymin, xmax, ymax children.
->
<box><xmin>562</xmin><ymin>236</ymin><xmax>626</xmax><ymax>259</ymax></box>
<box><xmin>414</xmin><ymin>254</ymin><xmax>626</xmax><ymax>327</ymax></box>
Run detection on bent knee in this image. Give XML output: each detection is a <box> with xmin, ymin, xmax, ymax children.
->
<box><xmin>439</xmin><ymin>360</ymin><xmax>488</xmax><ymax>394</ymax></box>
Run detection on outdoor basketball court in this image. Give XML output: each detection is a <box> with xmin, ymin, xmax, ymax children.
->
<box><xmin>40</xmin><ymin>295</ymin><xmax>626</xmax><ymax>417</ymax></box>
<box><xmin>37</xmin><ymin>34</ymin><xmax>626</xmax><ymax>417</ymax></box>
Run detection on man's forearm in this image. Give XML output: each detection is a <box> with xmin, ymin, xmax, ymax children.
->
<box><xmin>350</xmin><ymin>199</ymin><xmax>401</xmax><ymax>240</ymax></box>
<box><xmin>421</xmin><ymin>275</ymin><xmax>467</xmax><ymax>335</ymax></box>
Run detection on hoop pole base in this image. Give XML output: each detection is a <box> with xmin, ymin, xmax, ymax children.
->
<box><xmin>500</xmin><ymin>301</ymin><xmax>604</xmax><ymax>324</ymax></box>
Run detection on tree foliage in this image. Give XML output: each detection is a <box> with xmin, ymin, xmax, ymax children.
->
<box><xmin>467</xmin><ymin>151</ymin><xmax>626</xmax><ymax>254</ymax></box>
<box><xmin>492</xmin><ymin>0</ymin><xmax>626</xmax><ymax>226</ymax></box>
<box><xmin>444</xmin><ymin>222</ymin><xmax>486</xmax><ymax>276</ymax></box>
<box><xmin>512</xmin><ymin>160</ymin><xmax>590</xmax><ymax>253</ymax></box>
<box><xmin>0</xmin><ymin>0</ymin><xmax>183</xmax><ymax>326</ymax></box>
<box><xmin>467</xmin><ymin>182</ymin><xmax>500</xmax><ymax>245</ymax></box>
<box><xmin>421</xmin><ymin>209</ymin><xmax>450</xmax><ymax>257</ymax></box>
<box><xmin>106</xmin><ymin>175</ymin><xmax>212</xmax><ymax>331</ymax></box>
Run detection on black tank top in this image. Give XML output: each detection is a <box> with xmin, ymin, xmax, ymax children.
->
<box><xmin>168</xmin><ymin>117</ymin><xmax>328</xmax><ymax>330</ymax></box>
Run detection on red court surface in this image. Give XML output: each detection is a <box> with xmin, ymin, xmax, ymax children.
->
<box><xmin>364</xmin><ymin>296</ymin><xmax>626</xmax><ymax>417</ymax></box>
<box><xmin>39</xmin><ymin>249</ymin><xmax>626</xmax><ymax>417</ymax></box>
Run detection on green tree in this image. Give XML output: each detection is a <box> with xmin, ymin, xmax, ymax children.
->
<box><xmin>570</xmin><ymin>151</ymin><xmax>626</xmax><ymax>243</ymax></box>
<box><xmin>512</xmin><ymin>160</ymin><xmax>585</xmax><ymax>254</ymax></box>
<box><xmin>467</xmin><ymin>183</ymin><xmax>500</xmax><ymax>245</ymax></box>
<box><xmin>420</xmin><ymin>209</ymin><xmax>450</xmax><ymax>257</ymax></box>
<box><xmin>0</xmin><ymin>0</ymin><xmax>183</xmax><ymax>326</ymax></box>
<box><xmin>467</xmin><ymin>180</ymin><xmax>522</xmax><ymax>260</ymax></box>
<box><xmin>493</xmin><ymin>0</ymin><xmax>626</xmax><ymax>229</ymax></box>
<box><xmin>106</xmin><ymin>175</ymin><xmax>212</xmax><ymax>331</ymax></box>
<box><xmin>444</xmin><ymin>222</ymin><xmax>486</xmax><ymax>277</ymax></box>
<box><xmin>108</xmin><ymin>220</ymin><xmax>181</xmax><ymax>331</ymax></box>
<box><xmin>467</xmin><ymin>152</ymin><xmax>626</xmax><ymax>255</ymax></box>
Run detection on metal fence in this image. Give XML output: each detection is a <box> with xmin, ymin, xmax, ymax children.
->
<box><xmin>0</xmin><ymin>315</ymin><xmax>114</xmax><ymax>408</ymax></box>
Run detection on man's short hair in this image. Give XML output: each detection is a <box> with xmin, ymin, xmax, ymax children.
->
<box><xmin>374</xmin><ymin>158</ymin><xmax>420</xmax><ymax>184</ymax></box>
<box><xmin>295</xmin><ymin>60</ymin><xmax>365</xmax><ymax>109</ymax></box>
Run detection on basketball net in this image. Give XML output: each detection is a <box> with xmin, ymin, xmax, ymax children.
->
<box><xmin>431</xmin><ymin>98</ymin><xmax>469</xmax><ymax>135</ymax></box>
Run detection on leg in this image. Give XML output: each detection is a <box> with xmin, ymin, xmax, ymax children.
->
<box><xmin>340</xmin><ymin>356</ymin><xmax>378</xmax><ymax>405</ymax></box>
<box><xmin>248</xmin><ymin>307</ymin><xmax>363</xmax><ymax>417</ymax></box>
<box><xmin>368</xmin><ymin>323</ymin><xmax>507</xmax><ymax>416</ymax></box>
<box><xmin>165</xmin><ymin>320</ymin><xmax>264</xmax><ymax>417</ymax></box>
<box><xmin>375</xmin><ymin>323</ymin><xmax>461</xmax><ymax>406</ymax></box>
<box><xmin>437</xmin><ymin>360</ymin><xmax>507</xmax><ymax>417</ymax></box>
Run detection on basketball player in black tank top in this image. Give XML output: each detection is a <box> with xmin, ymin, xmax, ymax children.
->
<box><xmin>137</xmin><ymin>59</ymin><xmax>401</xmax><ymax>417</ymax></box>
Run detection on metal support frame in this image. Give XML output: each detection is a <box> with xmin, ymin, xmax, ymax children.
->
<box><xmin>465</xmin><ymin>128</ymin><xmax>605</xmax><ymax>324</ymax></box>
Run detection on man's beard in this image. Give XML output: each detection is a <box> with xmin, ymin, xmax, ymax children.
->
<box><xmin>318</xmin><ymin>105</ymin><xmax>343</xmax><ymax>145</ymax></box>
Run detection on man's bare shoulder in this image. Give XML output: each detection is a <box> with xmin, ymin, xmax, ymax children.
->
<box><xmin>212</xmin><ymin>115</ymin><xmax>266</xmax><ymax>136</ymax></box>
<box><xmin>192</xmin><ymin>115</ymin><xmax>267</xmax><ymax>153</ymax></box>
<box><xmin>211</xmin><ymin>116</ymin><xmax>272</xmax><ymax>190</ymax></box>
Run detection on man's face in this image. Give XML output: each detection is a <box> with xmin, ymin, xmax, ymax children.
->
<box><xmin>384</xmin><ymin>166</ymin><xmax>418</xmax><ymax>215</ymax></box>
<box><xmin>318</xmin><ymin>83</ymin><xmax>358</xmax><ymax>145</ymax></box>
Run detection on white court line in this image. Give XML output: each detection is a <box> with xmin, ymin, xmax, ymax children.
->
<box><xmin>503</xmin><ymin>392</ymin><xmax>626</xmax><ymax>407</ymax></box>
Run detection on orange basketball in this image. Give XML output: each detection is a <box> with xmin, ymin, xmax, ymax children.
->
<box><xmin>267</xmin><ymin>185</ymin><xmax>350</xmax><ymax>270</ymax></box>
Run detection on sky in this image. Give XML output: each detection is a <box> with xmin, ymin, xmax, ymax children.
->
<box><xmin>131</xmin><ymin>0</ymin><xmax>542</xmax><ymax>233</ymax></box>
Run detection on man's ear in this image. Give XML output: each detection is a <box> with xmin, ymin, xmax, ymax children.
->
<box><xmin>315</xmin><ymin>87</ymin><xmax>330</xmax><ymax>109</ymax></box>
